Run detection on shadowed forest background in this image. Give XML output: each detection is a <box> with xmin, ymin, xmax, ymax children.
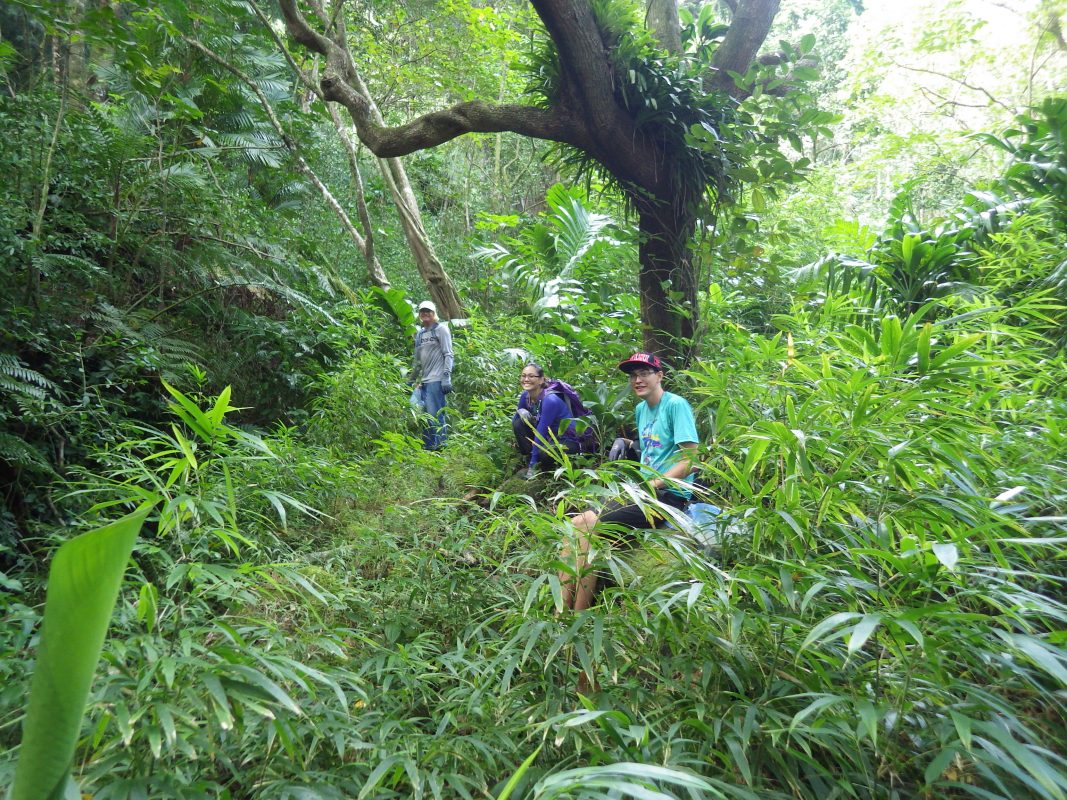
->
<box><xmin>1</xmin><ymin>0</ymin><xmax>1066</xmax><ymax>798</ymax></box>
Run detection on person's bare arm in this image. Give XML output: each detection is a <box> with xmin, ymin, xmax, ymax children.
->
<box><xmin>648</xmin><ymin>442</ymin><xmax>698</xmax><ymax>490</ymax></box>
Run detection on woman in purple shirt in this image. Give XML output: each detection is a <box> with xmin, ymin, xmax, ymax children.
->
<box><xmin>513</xmin><ymin>363</ymin><xmax>583</xmax><ymax>478</ymax></box>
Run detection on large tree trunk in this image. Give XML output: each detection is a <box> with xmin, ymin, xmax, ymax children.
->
<box><xmin>277</xmin><ymin>0</ymin><xmax>785</xmax><ymax>336</ymax></box>
<box><xmin>645</xmin><ymin>0</ymin><xmax>682</xmax><ymax>54</ymax></box>
<box><xmin>634</xmin><ymin>192</ymin><xmax>698</xmax><ymax>364</ymax></box>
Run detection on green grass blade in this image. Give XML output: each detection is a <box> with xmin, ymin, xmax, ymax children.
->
<box><xmin>496</xmin><ymin>743</ymin><xmax>543</xmax><ymax>800</ymax></box>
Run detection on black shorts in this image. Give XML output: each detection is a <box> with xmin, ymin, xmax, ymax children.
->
<box><xmin>595</xmin><ymin>489</ymin><xmax>688</xmax><ymax>541</ymax></box>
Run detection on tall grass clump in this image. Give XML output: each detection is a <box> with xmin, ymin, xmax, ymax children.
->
<box><xmin>574</xmin><ymin>289</ymin><xmax>1067</xmax><ymax>798</ymax></box>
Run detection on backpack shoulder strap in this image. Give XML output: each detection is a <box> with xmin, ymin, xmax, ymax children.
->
<box><xmin>547</xmin><ymin>380</ymin><xmax>577</xmax><ymax>417</ymax></box>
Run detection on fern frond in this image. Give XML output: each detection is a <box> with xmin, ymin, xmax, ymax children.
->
<box><xmin>215</xmin><ymin>276</ymin><xmax>339</xmax><ymax>325</ymax></box>
<box><xmin>0</xmin><ymin>355</ymin><xmax>59</xmax><ymax>399</ymax></box>
<box><xmin>0</xmin><ymin>431</ymin><xmax>57</xmax><ymax>475</ymax></box>
<box><xmin>88</xmin><ymin>303</ymin><xmax>205</xmax><ymax>368</ymax></box>
<box><xmin>30</xmin><ymin>253</ymin><xmax>106</xmax><ymax>279</ymax></box>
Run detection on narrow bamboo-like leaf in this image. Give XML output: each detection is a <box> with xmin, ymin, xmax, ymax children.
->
<box><xmin>930</xmin><ymin>333</ymin><xmax>983</xmax><ymax>369</ymax></box>
<box><xmin>992</xmin><ymin>485</ymin><xmax>1027</xmax><ymax>506</ymax></box>
<box><xmin>977</xmin><ymin>722</ymin><xmax>1067</xmax><ymax>798</ymax></box>
<box><xmin>742</xmin><ymin>438</ymin><xmax>771</xmax><ymax>476</ymax></box>
<box><xmin>798</xmin><ymin>612</ymin><xmax>862</xmax><ymax>653</ymax></box>
<box><xmin>358</xmin><ymin>755</ymin><xmax>404</xmax><ymax>800</ymax></box>
<box><xmin>207</xmin><ymin>385</ymin><xmax>234</xmax><ymax>429</ymax></box>
<box><xmin>917</xmin><ymin>323</ymin><xmax>932</xmax><ymax>373</ymax></box>
<box><xmin>950</xmin><ymin>710</ymin><xmax>973</xmax><ymax>749</ymax></box>
<box><xmin>1003</xmin><ymin>633</ymin><xmax>1067</xmax><ymax>686</ymax></box>
<box><xmin>496</xmin><ymin>743</ymin><xmax>543</xmax><ymax>800</ymax></box>
<box><xmin>137</xmin><ymin>581</ymin><xmax>159</xmax><ymax>634</ymax></box>
<box><xmin>548</xmin><ymin>574</ymin><xmax>564</xmax><ymax>615</ymax></box>
<box><xmin>789</xmin><ymin>694</ymin><xmax>846</xmax><ymax>731</ymax></box>
<box><xmin>535</xmin><ymin>762</ymin><xmax>723</xmax><ymax>798</ymax></box>
<box><xmin>857</xmin><ymin>700</ymin><xmax>879</xmax><ymax>744</ymax></box>
<box><xmin>12</xmin><ymin>508</ymin><xmax>151</xmax><ymax>800</ymax></box>
<box><xmin>924</xmin><ymin>746</ymin><xmax>959</xmax><ymax>786</ymax></box>
<box><xmin>162</xmin><ymin>380</ymin><xmax>213</xmax><ymax>440</ymax></box>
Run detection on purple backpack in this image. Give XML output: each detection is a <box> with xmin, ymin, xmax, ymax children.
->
<box><xmin>521</xmin><ymin>379</ymin><xmax>598</xmax><ymax>453</ymax></box>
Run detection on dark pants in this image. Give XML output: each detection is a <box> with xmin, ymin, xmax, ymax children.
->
<box><xmin>512</xmin><ymin>409</ymin><xmax>578</xmax><ymax>467</ymax></box>
<box><xmin>598</xmin><ymin>489</ymin><xmax>688</xmax><ymax>533</ymax></box>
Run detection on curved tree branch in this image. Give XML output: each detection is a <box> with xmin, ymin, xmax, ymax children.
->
<box><xmin>322</xmin><ymin>92</ymin><xmax>581</xmax><ymax>156</ymax></box>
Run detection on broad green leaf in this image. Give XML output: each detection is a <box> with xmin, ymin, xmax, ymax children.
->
<box><xmin>12</xmin><ymin>508</ymin><xmax>151</xmax><ymax>800</ymax></box>
<box><xmin>369</xmin><ymin>286</ymin><xmax>416</xmax><ymax>328</ymax></box>
<box><xmin>848</xmin><ymin>613</ymin><xmax>883</xmax><ymax>654</ymax></box>
<box><xmin>931</xmin><ymin>542</ymin><xmax>959</xmax><ymax>571</ymax></box>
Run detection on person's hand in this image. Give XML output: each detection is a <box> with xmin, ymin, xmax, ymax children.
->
<box><xmin>523</xmin><ymin>467</ymin><xmax>537</xmax><ymax>481</ymax></box>
<box><xmin>608</xmin><ymin>437</ymin><xmax>630</xmax><ymax>461</ymax></box>
<box><xmin>442</xmin><ymin>377</ymin><xmax>453</xmax><ymax>394</ymax></box>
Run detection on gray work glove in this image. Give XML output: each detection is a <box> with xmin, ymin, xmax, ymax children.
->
<box><xmin>442</xmin><ymin>376</ymin><xmax>453</xmax><ymax>394</ymax></box>
<box><xmin>523</xmin><ymin>467</ymin><xmax>537</xmax><ymax>480</ymax></box>
<box><xmin>608</xmin><ymin>437</ymin><xmax>630</xmax><ymax>461</ymax></box>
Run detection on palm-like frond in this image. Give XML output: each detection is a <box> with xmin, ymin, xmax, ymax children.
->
<box><xmin>0</xmin><ymin>355</ymin><xmax>59</xmax><ymax>401</ymax></box>
<box><xmin>545</xmin><ymin>183</ymin><xmax>617</xmax><ymax>277</ymax></box>
<box><xmin>475</xmin><ymin>184</ymin><xmax>632</xmax><ymax>318</ymax></box>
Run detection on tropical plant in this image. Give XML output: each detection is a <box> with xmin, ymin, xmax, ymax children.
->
<box><xmin>791</xmin><ymin>185</ymin><xmax>1034</xmax><ymax>316</ymax></box>
<box><xmin>473</xmin><ymin>184</ymin><xmax>640</xmax><ymax>401</ymax></box>
<box><xmin>475</xmin><ymin>184</ymin><xmax>634</xmax><ymax>318</ymax></box>
<box><xmin>10</xmin><ymin>509</ymin><xmax>150</xmax><ymax>800</ymax></box>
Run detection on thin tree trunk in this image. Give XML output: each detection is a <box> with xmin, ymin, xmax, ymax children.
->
<box><xmin>184</xmin><ymin>36</ymin><xmax>384</xmax><ymax>296</ymax></box>
<box><xmin>327</xmin><ymin>104</ymin><xmax>381</xmax><ymax>283</ymax></box>
<box><xmin>26</xmin><ymin>83</ymin><xmax>67</xmax><ymax>309</ymax></box>
<box><xmin>346</xmin><ymin>70</ymin><xmax>465</xmax><ymax>319</ymax></box>
<box><xmin>250</xmin><ymin>1</ymin><xmax>389</xmax><ymax>290</ymax></box>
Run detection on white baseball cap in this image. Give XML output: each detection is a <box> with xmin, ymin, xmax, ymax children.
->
<box><xmin>417</xmin><ymin>300</ymin><xmax>437</xmax><ymax>313</ymax></box>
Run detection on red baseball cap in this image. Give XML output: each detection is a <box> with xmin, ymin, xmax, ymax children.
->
<box><xmin>618</xmin><ymin>352</ymin><xmax>664</xmax><ymax>373</ymax></box>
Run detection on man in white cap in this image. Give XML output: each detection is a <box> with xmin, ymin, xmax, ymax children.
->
<box><xmin>412</xmin><ymin>300</ymin><xmax>454</xmax><ymax>450</ymax></box>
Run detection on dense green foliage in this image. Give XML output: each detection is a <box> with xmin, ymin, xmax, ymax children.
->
<box><xmin>2</xmin><ymin>0</ymin><xmax>1066</xmax><ymax>798</ymax></box>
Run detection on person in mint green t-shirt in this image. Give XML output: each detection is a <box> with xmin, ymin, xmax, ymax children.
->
<box><xmin>560</xmin><ymin>352</ymin><xmax>700</xmax><ymax>613</ymax></box>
